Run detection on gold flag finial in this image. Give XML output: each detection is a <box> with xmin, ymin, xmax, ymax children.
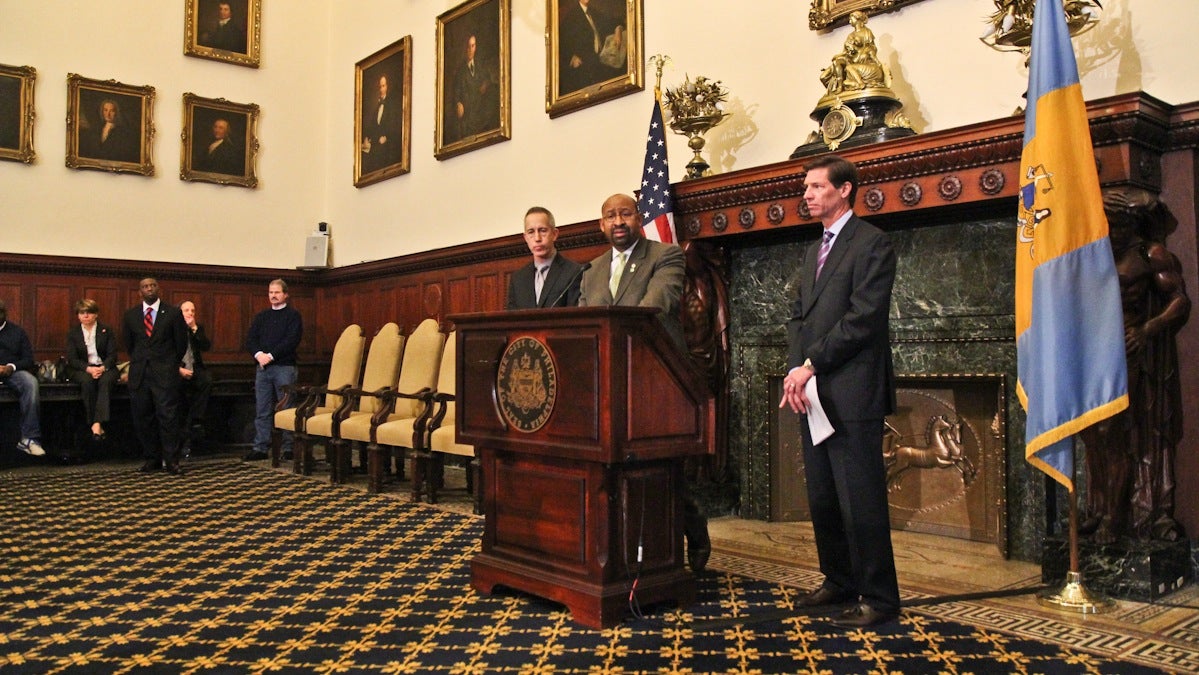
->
<box><xmin>648</xmin><ymin>54</ymin><xmax>671</xmax><ymax>99</ymax></box>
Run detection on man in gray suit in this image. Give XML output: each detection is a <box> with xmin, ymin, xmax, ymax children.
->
<box><xmin>578</xmin><ymin>192</ymin><xmax>710</xmax><ymax>571</ymax></box>
<box><xmin>779</xmin><ymin>155</ymin><xmax>899</xmax><ymax>627</ymax></box>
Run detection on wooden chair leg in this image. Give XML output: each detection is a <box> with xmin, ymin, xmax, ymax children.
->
<box><xmin>394</xmin><ymin>448</ymin><xmax>407</xmax><ymax>481</ymax></box>
<box><xmin>367</xmin><ymin>442</ymin><xmax>385</xmax><ymax>493</ymax></box>
<box><xmin>411</xmin><ymin>450</ymin><xmax>429</xmax><ymax>503</ymax></box>
<box><xmin>427</xmin><ymin>453</ymin><xmax>445</xmax><ymax>504</ymax></box>
<box><xmin>270</xmin><ymin>428</ymin><xmax>281</xmax><ymax>468</ymax></box>
<box><xmin>294</xmin><ymin>432</ymin><xmax>312</xmax><ymax>475</ymax></box>
<box><xmin>329</xmin><ymin>438</ymin><xmax>351</xmax><ymax>484</ymax></box>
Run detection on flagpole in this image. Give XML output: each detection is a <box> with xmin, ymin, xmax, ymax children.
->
<box><xmin>648</xmin><ymin>54</ymin><xmax>670</xmax><ymax>100</ymax></box>
<box><xmin>1035</xmin><ymin>437</ymin><xmax>1115</xmax><ymax>613</ymax></box>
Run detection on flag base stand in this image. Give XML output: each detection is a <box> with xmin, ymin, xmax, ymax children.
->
<box><xmin>1036</xmin><ymin>571</ymin><xmax>1116</xmax><ymax>613</ymax></box>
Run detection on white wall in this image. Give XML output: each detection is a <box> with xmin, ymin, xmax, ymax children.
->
<box><xmin>3</xmin><ymin>0</ymin><xmax>1197</xmax><ymax>269</ymax></box>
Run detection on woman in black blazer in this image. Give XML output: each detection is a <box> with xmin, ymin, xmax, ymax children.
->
<box><xmin>66</xmin><ymin>298</ymin><xmax>119</xmax><ymax>440</ymax></box>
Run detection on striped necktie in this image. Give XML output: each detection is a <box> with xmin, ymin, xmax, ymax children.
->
<box><xmin>534</xmin><ymin>266</ymin><xmax>548</xmax><ymax>304</ymax></box>
<box><xmin>144</xmin><ymin>307</ymin><xmax>154</xmax><ymax>337</ymax></box>
<box><xmin>815</xmin><ymin>230</ymin><xmax>835</xmax><ymax>279</ymax></box>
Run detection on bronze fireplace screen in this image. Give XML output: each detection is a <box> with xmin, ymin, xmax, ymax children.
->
<box><xmin>770</xmin><ymin>374</ymin><xmax>1007</xmax><ymax>556</ymax></box>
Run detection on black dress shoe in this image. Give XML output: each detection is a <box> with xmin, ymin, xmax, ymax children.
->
<box><xmin>138</xmin><ymin>460</ymin><xmax>162</xmax><ymax>473</ymax></box>
<box><xmin>687</xmin><ymin>546</ymin><xmax>711</xmax><ymax>572</ymax></box>
<box><xmin>829</xmin><ymin>602</ymin><xmax>898</xmax><ymax>628</ymax></box>
<box><xmin>165</xmin><ymin>462</ymin><xmax>184</xmax><ymax>476</ymax></box>
<box><xmin>242</xmin><ymin>450</ymin><xmax>269</xmax><ymax>461</ymax></box>
<box><xmin>798</xmin><ymin>586</ymin><xmax>854</xmax><ymax>607</ymax></box>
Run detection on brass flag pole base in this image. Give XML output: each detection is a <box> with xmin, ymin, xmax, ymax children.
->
<box><xmin>1036</xmin><ymin>571</ymin><xmax>1116</xmax><ymax>613</ymax></box>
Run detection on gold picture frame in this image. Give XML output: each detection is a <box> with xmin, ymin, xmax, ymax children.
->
<box><xmin>809</xmin><ymin>0</ymin><xmax>926</xmax><ymax>30</ymax></box>
<box><xmin>181</xmin><ymin>93</ymin><xmax>259</xmax><ymax>188</ymax></box>
<box><xmin>66</xmin><ymin>74</ymin><xmax>155</xmax><ymax>176</ymax></box>
<box><xmin>354</xmin><ymin>36</ymin><xmax>413</xmax><ymax>188</ymax></box>
<box><xmin>546</xmin><ymin>0</ymin><xmax>643</xmax><ymax>119</ymax></box>
<box><xmin>0</xmin><ymin>64</ymin><xmax>36</xmax><ymax>164</ymax></box>
<box><xmin>184</xmin><ymin>0</ymin><xmax>262</xmax><ymax>68</ymax></box>
<box><xmin>435</xmin><ymin>0</ymin><xmax>511</xmax><ymax>161</ymax></box>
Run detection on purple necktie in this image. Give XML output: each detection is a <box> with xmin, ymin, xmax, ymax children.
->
<box><xmin>815</xmin><ymin>230</ymin><xmax>835</xmax><ymax>279</ymax></box>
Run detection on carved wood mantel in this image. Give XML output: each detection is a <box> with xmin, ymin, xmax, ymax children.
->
<box><xmin>670</xmin><ymin>92</ymin><xmax>1196</xmax><ymax>243</ymax></box>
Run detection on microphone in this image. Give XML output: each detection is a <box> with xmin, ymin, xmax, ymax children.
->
<box><xmin>546</xmin><ymin>262</ymin><xmax>590</xmax><ymax>308</ymax></box>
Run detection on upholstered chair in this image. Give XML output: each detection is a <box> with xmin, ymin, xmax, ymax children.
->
<box><xmin>300</xmin><ymin>322</ymin><xmax>404</xmax><ymax>481</ymax></box>
<box><xmin>271</xmin><ymin>324</ymin><xmax>365</xmax><ymax>468</ymax></box>
<box><xmin>364</xmin><ymin>318</ymin><xmax>446</xmax><ymax>493</ymax></box>
<box><xmin>416</xmin><ymin>331</ymin><xmax>479</xmax><ymax>513</ymax></box>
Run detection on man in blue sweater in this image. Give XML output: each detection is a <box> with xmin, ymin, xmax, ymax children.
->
<box><xmin>243</xmin><ymin>279</ymin><xmax>303</xmax><ymax>461</ymax></box>
<box><xmin>0</xmin><ymin>300</ymin><xmax>44</xmax><ymax>457</ymax></box>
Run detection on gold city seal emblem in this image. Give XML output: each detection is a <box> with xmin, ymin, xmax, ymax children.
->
<box><xmin>496</xmin><ymin>337</ymin><xmax>557</xmax><ymax>432</ymax></box>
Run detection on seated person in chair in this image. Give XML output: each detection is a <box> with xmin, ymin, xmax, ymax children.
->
<box><xmin>65</xmin><ymin>298</ymin><xmax>119</xmax><ymax>441</ymax></box>
<box><xmin>0</xmin><ymin>299</ymin><xmax>44</xmax><ymax>456</ymax></box>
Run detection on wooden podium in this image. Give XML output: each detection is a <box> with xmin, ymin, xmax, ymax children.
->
<box><xmin>452</xmin><ymin>306</ymin><xmax>714</xmax><ymax>629</ymax></box>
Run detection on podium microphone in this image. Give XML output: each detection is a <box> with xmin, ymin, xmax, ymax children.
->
<box><xmin>547</xmin><ymin>262</ymin><xmax>590</xmax><ymax>308</ymax></box>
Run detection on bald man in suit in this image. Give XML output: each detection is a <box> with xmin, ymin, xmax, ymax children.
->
<box><xmin>578</xmin><ymin>192</ymin><xmax>709</xmax><ymax>571</ymax></box>
<box><xmin>123</xmin><ymin>277</ymin><xmax>189</xmax><ymax>475</ymax></box>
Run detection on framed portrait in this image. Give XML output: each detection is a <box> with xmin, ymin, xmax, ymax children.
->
<box><xmin>181</xmin><ymin>93</ymin><xmax>259</xmax><ymax>188</ymax></box>
<box><xmin>0</xmin><ymin>64</ymin><xmax>36</xmax><ymax>164</ymax></box>
<box><xmin>66</xmin><ymin>74</ymin><xmax>155</xmax><ymax>176</ymax></box>
<box><xmin>435</xmin><ymin>0</ymin><xmax>511</xmax><ymax>161</ymax></box>
<box><xmin>184</xmin><ymin>0</ymin><xmax>262</xmax><ymax>68</ymax></box>
<box><xmin>809</xmin><ymin>0</ymin><xmax>926</xmax><ymax>31</ymax></box>
<box><xmin>354</xmin><ymin>36</ymin><xmax>413</xmax><ymax>188</ymax></box>
<box><xmin>546</xmin><ymin>0</ymin><xmax>643</xmax><ymax>119</ymax></box>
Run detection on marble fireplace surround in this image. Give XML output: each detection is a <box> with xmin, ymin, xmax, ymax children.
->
<box><xmin>670</xmin><ymin>92</ymin><xmax>1199</xmax><ymax>562</ymax></box>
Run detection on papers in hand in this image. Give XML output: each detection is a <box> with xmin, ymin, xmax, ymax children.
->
<box><xmin>804</xmin><ymin>376</ymin><xmax>834</xmax><ymax>444</ymax></box>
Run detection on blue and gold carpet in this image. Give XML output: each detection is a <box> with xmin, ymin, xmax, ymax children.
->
<box><xmin>0</xmin><ymin>461</ymin><xmax>1171</xmax><ymax>673</ymax></box>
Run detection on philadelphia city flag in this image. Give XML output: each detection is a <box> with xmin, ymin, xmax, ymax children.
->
<box><xmin>1016</xmin><ymin>0</ymin><xmax>1128</xmax><ymax>491</ymax></box>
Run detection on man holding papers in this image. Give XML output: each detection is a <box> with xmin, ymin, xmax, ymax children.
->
<box><xmin>779</xmin><ymin>155</ymin><xmax>899</xmax><ymax>628</ymax></box>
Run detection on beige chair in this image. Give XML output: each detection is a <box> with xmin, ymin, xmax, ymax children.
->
<box><xmin>299</xmin><ymin>322</ymin><xmax>404</xmax><ymax>481</ymax></box>
<box><xmin>271</xmin><ymin>324</ymin><xmax>365</xmax><ymax>468</ymax></box>
<box><xmin>414</xmin><ymin>331</ymin><xmax>479</xmax><ymax>513</ymax></box>
<box><xmin>362</xmin><ymin>318</ymin><xmax>446</xmax><ymax>494</ymax></box>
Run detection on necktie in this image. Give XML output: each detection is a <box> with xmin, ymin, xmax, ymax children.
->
<box><xmin>534</xmin><ymin>266</ymin><xmax>548</xmax><ymax>304</ymax></box>
<box><xmin>815</xmin><ymin>230</ymin><xmax>835</xmax><ymax>279</ymax></box>
<box><xmin>183</xmin><ymin>342</ymin><xmax>195</xmax><ymax>370</ymax></box>
<box><xmin>609</xmin><ymin>251</ymin><xmax>627</xmax><ymax>298</ymax></box>
<box><xmin>144</xmin><ymin>307</ymin><xmax>154</xmax><ymax>337</ymax></box>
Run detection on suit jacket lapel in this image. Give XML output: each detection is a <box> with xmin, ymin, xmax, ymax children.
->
<box><xmin>805</xmin><ymin>217</ymin><xmax>858</xmax><ymax>313</ymax></box>
<box><xmin>612</xmin><ymin>243</ymin><xmax>646</xmax><ymax>304</ymax></box>
<box><xmin>539</xmin><ymin>256</ymin><xmax>563</xmax><ymax>308</ymax></box>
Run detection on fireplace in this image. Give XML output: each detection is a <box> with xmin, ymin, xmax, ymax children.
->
<box><xmin>770</xmin><ymin>373</ymin><xmax>1008</xmax><ymax>555</ymax></box>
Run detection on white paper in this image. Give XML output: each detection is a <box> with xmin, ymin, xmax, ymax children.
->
<box><xmin>804</xmin><ymin>376</ymin><xmax>834</xmax><ymax>444</ymax></box>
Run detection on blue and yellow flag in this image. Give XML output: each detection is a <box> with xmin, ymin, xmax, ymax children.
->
<box><xmin>1016</xmin><ymin>0</ymin><xmax>1127</xmax><ymax>491</ymax></box>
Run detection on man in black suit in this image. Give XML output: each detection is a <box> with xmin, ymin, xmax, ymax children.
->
<box><xmin>779</xmin><ymin>155</ymin><xmax>899</xmax><ymax>628</ymax></box>
<box><xmin>360</xmin><ymin>73</ymin><xmax>402</xmax><ymax>174</ymax></box>
<box><xmin>123</xmin><ymin>278</ymin><xmax>189</xmax><ymax>475</ymax></box>
<box><xmin>506</xmin><ymin>207</ymin><xmax>582</xmax><ymax>309</ymax></box>
<box><xmin>178</xmin><ymin>300</ymin><xmax>212</xmax><ymax>455</ymax></box>
<box><xmin>578</xmin><ymin>193</ymin><xmax>710</xmax><ymax>571</ymax></box>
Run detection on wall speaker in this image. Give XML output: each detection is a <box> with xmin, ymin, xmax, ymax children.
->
<box><xmin>303</xmin><ymin>236</ymin><xmax>329</xmax><ymax>268</ymax></box>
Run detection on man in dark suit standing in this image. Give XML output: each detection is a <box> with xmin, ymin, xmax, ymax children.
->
<box><xmin>506</xmin><ymin>207</ymin><xmax>582</xmax><ymax>309</ymax></box>
<box><xmin>578</xmin><ymin>192</ymin><xmax>710</xmax><ymax>571</ymax></box>
<box><xmin>779</xmin><ymin>155</ymin><xmax>899</xmax><ymax>628</ymax></box>
<box><xmin>123</xmin><ymin>278</ymin><xmax>189</xmax><ymax>475</ymax></box>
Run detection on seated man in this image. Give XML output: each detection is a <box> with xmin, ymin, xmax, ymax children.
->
<box><xmin>0</xmin><ymin>300</ymin><xmax>44</xmax><ymax>457</ymax></box>
<box><xmin>178</xmin><ymin>300</ymin><xmax>213</xmax><ymax>455</ymax></box>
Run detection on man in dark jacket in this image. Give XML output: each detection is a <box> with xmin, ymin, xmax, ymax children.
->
<box><xmin>243</xmin><ymin>279</ymin><xmax>302</xmax><ymax>461</ymax></box>
<box><xmin>0</xmin><ymin>300</ymin><xmax>44</xmax><ymax>457</ymax></box>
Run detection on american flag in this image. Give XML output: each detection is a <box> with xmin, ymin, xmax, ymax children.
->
<box><xmin>638</xmin><ymin>98</ymin><xmax>676</xmax><ymax>243</ymax></box>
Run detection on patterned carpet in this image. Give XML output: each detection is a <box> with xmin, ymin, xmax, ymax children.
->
<box><xmin>0</xmin><ymin>460</ymin><xmax>1177</xmax><ymax>674</ymax></box>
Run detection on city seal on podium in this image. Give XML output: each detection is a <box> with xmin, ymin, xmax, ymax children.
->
<box><xmin>496</xmin><ymin>336</ymin><xmax>557</xmax><ymax>433</ymax></box>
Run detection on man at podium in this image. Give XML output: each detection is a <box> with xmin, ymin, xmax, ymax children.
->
<box><xmin>579</xmin><ymin>192</ymin><xmax>711</xmax><ymax>571</ymax></box>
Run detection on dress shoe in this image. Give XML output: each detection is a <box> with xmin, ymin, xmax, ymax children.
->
<box><xmin>687</xmin><ymin>545</ymin><xmax>711</xmax><ymax>573</ymax></box>
<box><xmin>165</xmin><ymin>462</ymin><xmax>184</xmax><ymax>476</ymax></box>
<box><xmin>139</xmin><ymin>460</ymin><xmax>162</xmax><ymax>473</ymax></box>
<box><xmin>242</xmin><ymin>449</ymin><xmax>269</xmax><ymax>461</ymax></box>
<box><xmin>829</xmin><ymin>602</ymin><xmax>898</xmax><ymax>628</ymax></box>
<box><xmin>798</xmin><ymin>586</ymin><xmax>854</xmax><ymax>607</ymax></box>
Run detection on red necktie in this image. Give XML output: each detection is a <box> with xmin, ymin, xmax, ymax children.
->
<box><xmin>144</xmin><ymin>307</ymin><xmax>154</xmax><ymax>337</ymax></box>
